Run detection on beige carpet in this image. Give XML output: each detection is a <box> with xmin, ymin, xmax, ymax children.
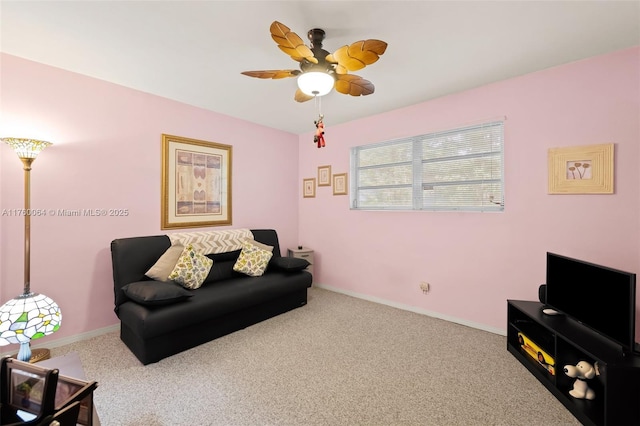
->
<box><xmin>50</xmin><ymin>288</ymin><xmax>579</xmax><ymax>426</ymax></box>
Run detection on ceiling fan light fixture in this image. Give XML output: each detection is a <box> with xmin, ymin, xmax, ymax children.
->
<box><xmin>241</xmin><ymin>21</ymin><xmax>387</xmax><ymax>103</ymax></box>
<box><xmin>297</xmin><ymin>72</ymin><xmax>335</xmax><ymax>97</ymax></box>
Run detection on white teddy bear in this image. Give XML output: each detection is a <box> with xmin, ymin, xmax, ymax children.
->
<box><xmin>563</xmin><ymin>360</ymin><xmax>596</xmax><ymax>400</ymax></box>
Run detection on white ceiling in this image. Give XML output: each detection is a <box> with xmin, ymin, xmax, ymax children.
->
<box><xmin>1</xmin><ymin>1</ymin><xmax>639</xmax><ymax>134</ymax></box>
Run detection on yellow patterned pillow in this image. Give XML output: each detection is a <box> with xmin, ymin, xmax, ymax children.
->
<box><xmin>168</xmin><ymin>244</ymin><xmax>213</xmax><ymax>289</ymax></box>
<box><xmin>233</xmin><ymin>240</ymin><xmax>273</xmax><ymax>277</ymax></box>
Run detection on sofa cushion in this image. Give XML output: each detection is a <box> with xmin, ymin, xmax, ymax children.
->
<box><xmin>122</xmin><ymin>281</ymin><xmax>193</xmax><ymax>306</ymax></box>
<box><xmin>269</xmin><ymin>256</ymin><xmax>310</xmax><ymax>272</ymax></box>
<box><xmin>118</xmin><ymin>270</ymin><xmax>312</xmax><ymax>339</ymax></box>
<box><xmin>203</xmin><ymin>254</ymin><xmax>241</xmax><ymax>284</ymax></box>
<box><xmin>168</xmin><ymin>245</ymin><xmax>214</xmax><ymax>289</ymax></box>
<box><xmin>203</xmin><ymin>240</ymin><xmax>272</xmax><ymax>283</ymax></box>
<box><xmin>145</xmin><ymin>244</ymin><xmax>184</xmax><ymax>281</ymax></box>
<box><xmin>233</xmin><ymin>240</ymin><xmax>273</xmax><ymax>277</ymax></box>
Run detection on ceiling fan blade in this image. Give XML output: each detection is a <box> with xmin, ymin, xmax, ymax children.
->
<box><xmin>270</xmin><ymin>21</ymin><xmax>318</xmax><ymax>64</ymax></box>
<box><xmin>326</xmin><ymin>39</ymin><xmax>388</xmax><ymax>73</ymax></box>
<box><xmin>294</xmin><ymin>89</ymin><xmax>315</xmax><ymax>103</ymax></box>
<box><xmin>241</xmin><ymin>70</ymin><xmax>300</xmax><ymax>79</ymax></box>
<box><xmin>335</xmin><ymin>74</ymin><xmax>375</xmax><ymax>97</ymax></box>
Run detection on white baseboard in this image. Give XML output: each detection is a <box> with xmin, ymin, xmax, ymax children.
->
<box><xmin>1</xmin><ymin>323</ymin><xmax>120</xmax><ymax>358</ymax></box>
<box><xmin>314</xmin><ymin>283</ymin><xmax>507</xmax><ymax>336</ymax></box>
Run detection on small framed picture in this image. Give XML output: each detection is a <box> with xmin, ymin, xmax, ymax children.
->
<box><xmin>318</xmin><ymin>165</ymin><xmax>331</xmax><ymax>187</ymax></box>
<box><xmin>303</xmin><ymin>178</ymin><xmax>316</xmax><ymax>198</ymax></box>
<box><xmin>333</xmin><ymin>173</ymin><xmax>348</xmax><ymax>195</ymax></box>
<box><xmin>548</xmin><ymin>143</ymin><xmax>614</xmax><ymax>194</ymax></box>
<box><xmin>4</xmin><ymin>358</ymin><xmax>51</xmax><ymax>416</ymax></box>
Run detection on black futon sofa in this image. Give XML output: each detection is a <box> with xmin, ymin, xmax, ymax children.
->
<box><xmin>110</xmin><ymin>229</ymin><xmax>312</xmax><ymax>364</ymax></box>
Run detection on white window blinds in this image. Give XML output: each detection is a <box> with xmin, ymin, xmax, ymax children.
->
<box><xmin>350</xmin><ymin>121</ymin><xmax>504</xmax><ymax>212</ymax></box>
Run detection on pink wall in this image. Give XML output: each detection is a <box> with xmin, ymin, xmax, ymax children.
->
<box><xmin>1</xmin><ymin>47</ymin><xmax>638</xmax><ymax>348</ymax></box>
<box><xmin>298</xmin><ymin>47</ymin><xmax>640</xmax><ymax>337</ymax></box>
<box><xmin>0</xmin><ymin>54</ymin><xmax>300</xmax><ymax>343</ymax></box>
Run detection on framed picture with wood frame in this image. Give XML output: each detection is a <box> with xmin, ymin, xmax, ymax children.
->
<box><xmin>317</xmin><ymin>165</ymin><xmax>331</xmax><ymax>187</ymax></box>
<box><xmin>303</xmin><ymin>178</ymin><xmax>316</xmax><ymax>198</ymax></box>
<box><xmin>333</xmin><ymin>173</ymin><xmax>348</xmax><ymax>195</ymax></box>
<box><xmin>548</xmin><ymin>143</ymin><xmax>614</xmax><ymax>194</ymax></box>
<box><xmin>161</xmin><ymin>134</ymin><xmax>232</xmax><ymax>229</ymax></box>
<box><xmin>7</xmin><ymin>361</ymin><xmax>48</xmax><ymax>415</ymax></box>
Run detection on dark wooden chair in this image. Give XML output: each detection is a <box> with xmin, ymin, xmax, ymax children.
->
<box><xmin>36</xmin><ymin>401</ymin><xmax>81</xmax><ymax>426</ymax></box>
<box><xmin>0</xmin><ymin>356</ymin><xmax>60</xmax><ymax>425</ymax></box>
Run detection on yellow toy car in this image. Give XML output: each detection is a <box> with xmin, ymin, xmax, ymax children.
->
<box><xmin>518</xmin><ymin>332</ymin><xmax>555</xmax><ymax>375</ymax></box>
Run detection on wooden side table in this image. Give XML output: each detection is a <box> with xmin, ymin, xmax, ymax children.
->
<box><xmin>287</xmin><ymin>247</ymin><xmax>314</xmax><ymax>276</ymax></box>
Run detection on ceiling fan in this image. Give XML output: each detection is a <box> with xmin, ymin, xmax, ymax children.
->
<box><xmin>241</xmin><ymin>21</ymin><xmax>388</xmax><ymax>102</ymax></box>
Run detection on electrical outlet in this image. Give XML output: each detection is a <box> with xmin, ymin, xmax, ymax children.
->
<box><xmin>420</xmin><ymin>282</ymin><xmax>430</xmax><ymax>293</ymax></box>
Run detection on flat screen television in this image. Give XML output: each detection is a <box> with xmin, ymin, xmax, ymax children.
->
<box><xmin>545</xmin><ymin>252</ymin><xmax>637</xmax><ymax>353</ymax></box>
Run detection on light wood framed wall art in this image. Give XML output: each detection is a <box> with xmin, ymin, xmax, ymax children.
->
<box><xmin>548</xmin><ymin>143</ymin><xmax>614</xmax><ymax>194</ymax></box>
<box><xmin>303</xmin><ymin>178</ymin><xmax>316</xmax><ymax>198</ymax></box>
<box><xmin>333</xmin><ymin>173</ymin><xmax>348</xmax><ymax>195</ymax></box>
<box><xmin>317</xmin><ymin>165</ymin><xmax>331</xmax><ymax>186</ymax></box>
<box><xmin>161</xmin><ymin>134</ymin><xmax>232</xmax><ymax>229</ymax></box>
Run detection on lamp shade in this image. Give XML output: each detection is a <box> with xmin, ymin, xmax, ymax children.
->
<box><xmin>297</xmin><ymin>72</ymin><xmax>335</xmax><ymax>97</ymax></box>
<box><xmin>2</xmin><ymin>137</ymin><xmax>52</xmax><ymax>159</ymax></box>
<box><xmin>0</xmin><ymin>293</ymin><xmax>61</xmax><ymax>345</ymax></box>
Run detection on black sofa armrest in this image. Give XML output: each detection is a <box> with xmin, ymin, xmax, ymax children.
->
<box><xmin>111</xmin><ymin>235</ymin><xmax>171</xmax><ymax>313</ymax></box>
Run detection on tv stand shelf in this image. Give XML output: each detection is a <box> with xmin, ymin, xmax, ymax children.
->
<box><xmin>507</xmin><ymin>300</ymin><xmax>640</xmax><ymax>426</ymax></box>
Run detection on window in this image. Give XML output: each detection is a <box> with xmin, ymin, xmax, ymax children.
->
<box><xmin>350</xmin><ymin>121</ymin><xmax>504</xmax><ymax>211</ymax></box>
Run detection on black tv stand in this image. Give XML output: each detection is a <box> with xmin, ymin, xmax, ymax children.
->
<box><xmin>507</xmin><ymin>300</ymin><xmax>640</xmax><ymax>426</ymax></box>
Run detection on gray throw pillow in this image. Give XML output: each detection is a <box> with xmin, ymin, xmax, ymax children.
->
<box><xmin>145</xmin><ymin>245</ymin><xmax>184</xmax><ymax>281</ymax></box>
<box><xmin>123</xmin><ymin>281</ymin><xmax>193</xmax><ymax>306</ymax></box>
<box><xmin>269</xmin><ymin>256</ymin><xmax>310</xmax><ymax>272</ymax></box>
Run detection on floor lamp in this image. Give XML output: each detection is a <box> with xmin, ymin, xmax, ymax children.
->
<box><xmin>0</xmin><ymin>138</ymin><xmax>62</xmax><ymax>362</ymax></box>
